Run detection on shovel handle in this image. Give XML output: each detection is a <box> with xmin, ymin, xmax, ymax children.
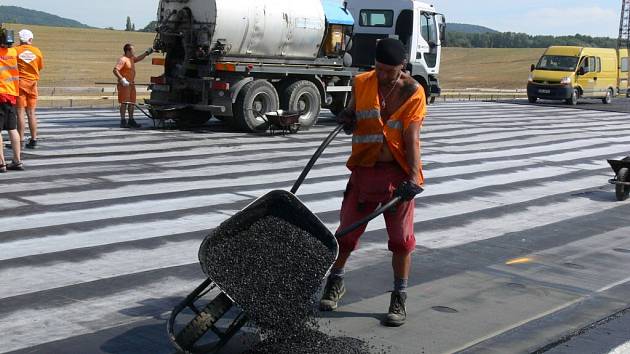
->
<box><xmin>290</xmin><ymin>124</ymin><xmax>345</xmax><ymax>194</ymax></box>
<box><xmin>335</xmin><ymin>196</ymin><xmax>402</xmax><ymax>238</ymax></box>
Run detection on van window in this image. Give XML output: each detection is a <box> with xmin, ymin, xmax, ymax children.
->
<box><xmin>595</xmin><ymin>57</ymin><xmax>601</xmax><ymax>72</ymax></box>
<box><xmin>536</xmin><ymin>55</ymin><xmax>579</xmax><ymax>71</ymax></box>
<box><xmin>579</xmin><ymin>56</ymin><xmax>597</xmax><ymax>73</ymax></box>
<box><xmin>622</xmin><ymin>57</ymin><xmax>629</xmax><ymax>72</ymax></box>
<box><xmin>359</xmin><ymin>10</ymin><xmax>394</xmax><ymax>27</ymax></box>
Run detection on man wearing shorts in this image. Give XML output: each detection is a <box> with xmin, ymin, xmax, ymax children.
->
<box><xmin>0</xmin><ymin>26</ymin><xmax>24</xmax><ymax>172</ymax></box>
<box><xmin>113</xmin><ymin>43</ymin><xmax>153</xmax><ymax>128</ymax></box>
<box><xmin>319</xmin><ymin>39</ymin><xmax>425</xmax><ymax>326</ymax></box>
<box><xmin>15</xmin><ymin>29</ymin><xmax>43</xmax><ymax>149</ymax></box>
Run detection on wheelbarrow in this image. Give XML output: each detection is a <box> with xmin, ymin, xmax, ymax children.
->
<box><xmin>608</xmin><ymin>157</ymin><xmax>630</xmax><ymax>201</ymax></box>
<box><xmin>264</xmin><ymin>110</ymin><xmax>301</xmax><ymax>134</ymax></box>
<box><xmin>167</xmin><ymin>124</ymin><xmax>405</xmax><ymax>353</ymax></box>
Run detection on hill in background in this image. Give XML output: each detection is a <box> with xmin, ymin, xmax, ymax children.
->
<box><xmin>0</xmin><ymin>6</ymin><xmax>90</xmax><ymax>28</ymax></box>
<box><xmin>447</xmin><ymin>23</ymin><xmax>498</xmax><ymax>34</ymax></box>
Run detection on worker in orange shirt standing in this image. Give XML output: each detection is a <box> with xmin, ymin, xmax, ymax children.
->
<box><xmin>15</xmin><ymin>29</ymin><xmax>43</xmax><ymax>149</ymax></box>
<box><xmin>113</xmin><ymin>43</ymin><xmax>153</xmax><ymax>128</ymax></box>
<box><xmin>0</xmin><ymin>25</ymin><xmax>24</xmax><ymax>172</ymax></box>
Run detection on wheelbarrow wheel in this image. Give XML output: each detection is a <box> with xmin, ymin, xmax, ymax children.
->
<box><xmin>175</xmin><ymin>292</ymin><xmax>234</xmax><ymax>350</ymax></box>
<box><xmin>616</xmin><ymin>167</ymin><xmax>630</xmax><ymax>201</ymax></box>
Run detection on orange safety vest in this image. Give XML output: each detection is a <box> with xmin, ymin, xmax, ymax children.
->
<box><xmin>0</xmin><ymin>47</ymin><xmax>19</xmax><ymax>97</ymax></box>
<box><xmin>16</xmin><ymin>44</ymin><xmax>44</xmax><ymax>82</ymax></box>
<box><xmin>347</xmin><ymin>70</ymin><xmax>426</xmax><ymax>185</ymax></box>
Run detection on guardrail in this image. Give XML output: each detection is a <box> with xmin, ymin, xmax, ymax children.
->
<box><xmin>35</xmin><ymin>87</ymin><xmax>528</xmax><ymax>109</ymax></box>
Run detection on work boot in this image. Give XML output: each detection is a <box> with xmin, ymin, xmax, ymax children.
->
<box><xmin>120</xmin><ymin>119</ymin><xmax>128</xmax><ymax>128</ymax></box>
<box><xmin>0</xmin><ymin>162</ymin><xmax>6</xmax><ymax>173</ymax></box>
<box><xmin>319</xmin><ymin>276</ymin><xmax>346</xmax><ymax>311</ymax></box>
<box><xmin>383</xmin><ymin>291</ymin><xmax>407</xmax><ymax>327</ymax></box>
<box><xmin>26</xmin><ymin>139</ymin><xmax>37</xmax><ymax>149</ymax></box>
<box><xmin>127</xmin><ymin>119</ymin><xmax>141</xmax><ymax>129</ymax></box>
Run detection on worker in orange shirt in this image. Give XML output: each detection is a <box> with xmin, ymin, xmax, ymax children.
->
<box><xmin>319</xmin><ymin>39</ymin><xmax>425</xmax><ymax>327</ymax></box>
<box><xmin>0</xmin><ymin>25</ymin><xmax>24</xmax><ymax>172</ymax></box>
<box><xmin>15</xmin><ymin>29</ymin><xmax>43</xmax><ymax>149</ymax></box>
<box><xmin>113</xmin><ymin>43</ymin><xmax>153</xmax><ymax>128</ymax></box>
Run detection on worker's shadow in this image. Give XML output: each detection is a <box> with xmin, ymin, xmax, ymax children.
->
<box><xmin>318</xmin><ymin>310</ymin><xmax>383</xmax><ymax>321</ymax></box>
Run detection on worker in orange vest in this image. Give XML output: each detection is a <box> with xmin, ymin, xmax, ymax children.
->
<box><xmin>0</xmin><ymin>25</ymin><xmax>24</xmax><ymax>172</ymax></box>
<box><xmin>15</xmin><ymin>29</ymin><xmax>44</xmax><ymax>149</ymax></box>
<box><xmin>319</xmin><ymin>38</ymin><xmax>425</xmax><ymax>327</ymax></box>
<box><xmin>113</xmin><ymin>43</ymin><xmax>153</xmax><ymax>128</ymax></box>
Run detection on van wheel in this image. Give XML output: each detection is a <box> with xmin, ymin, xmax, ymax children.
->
<box><xmin>602</xmin><ymin>88</ymin><xmax>613</xmax><ymax>104</ymax></box>
<box><xmin>528</xmin><ymin>96</ymin><xmax>537</xmax><ymax>103</ymax></box>
<box><xmin>565</xmin><ymin>89</ymin><xmax>578</xmax><ymax>105</ymax></box>
<box><xmin>281</xmin><ymin>80</ymin><xmax>321</xmax><ymax>130</ymax></box>
<box><xmin>234</xmin><ymin>80</ymin><xmax>278</xmax><ymax>132</ymax></box>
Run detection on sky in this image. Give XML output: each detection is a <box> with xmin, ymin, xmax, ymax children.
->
<box><xmin>0</xmin><ymin>0</ymin><xmax>622</xmax><ymax>38</ymax></box>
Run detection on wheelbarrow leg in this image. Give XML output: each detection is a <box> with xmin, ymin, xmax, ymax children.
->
<box><xmin>616</xmin><ymin>167</ymin><xmax>630</xmax><ymax>201</ymax></box>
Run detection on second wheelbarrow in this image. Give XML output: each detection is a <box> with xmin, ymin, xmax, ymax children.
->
<box><xmin>608</xmin><ymin>156</ymin><xmax>630</xmax><ymax>201</ymax></box>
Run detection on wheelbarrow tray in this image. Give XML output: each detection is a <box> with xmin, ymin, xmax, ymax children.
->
<box><xmin>198</xmin><ymin>189</ymin><xmax>339</xmax><ymax>290</ymax></box>
<box><xmin>264</xmin><ymin>110</ymin><xmax>300</xmax><ymax>127</ymax></box>
<box><xmin>607</xmin><ymin>158</ymin><xmax>630</xmax><ymax>175</ymax></box>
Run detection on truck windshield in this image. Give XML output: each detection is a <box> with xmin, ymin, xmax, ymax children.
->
<box><xmin>536</xmin><ymin>55</ymin><xmax>579</xmax><ymax>71</ymax></box>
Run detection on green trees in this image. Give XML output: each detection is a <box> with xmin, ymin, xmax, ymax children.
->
<box><xmin>445</xmin><ymin>31</ymin><xmax>616</xmax><ymax>48</ymax></box>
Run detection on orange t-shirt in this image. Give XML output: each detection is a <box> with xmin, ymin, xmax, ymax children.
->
<box><xmin>16</xmin><ymin>44</ymin><xmax>44</xmax><ymax>82</ymax></box>
<box><xmin>115</xmin><ymin>56</ymin><xmax>136</xmax><ymax>82</ymax></box>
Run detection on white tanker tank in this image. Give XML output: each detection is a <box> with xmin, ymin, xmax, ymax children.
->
<box><xmin>157</xmin><ymin>0</ymin><xmax>331</xmax><ymax>59</ymax></box>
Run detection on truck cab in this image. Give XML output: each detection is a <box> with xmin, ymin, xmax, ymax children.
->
<box><xmin>346</xmin><ymin>0</ymin><xmax>445</xmax><ymax>101</ymax></box>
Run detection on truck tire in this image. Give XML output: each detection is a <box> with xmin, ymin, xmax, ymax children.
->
<box><xmin>602</xmin><ymin>88</ymin><xmax>613</xmax><ymax>104</ymax></box>
<box><xmin>234</xmin><ymin>80</ymin><xmax>279</xmax><ymax>132</ymax></box>
<box><xmin>616</xmin><ymin>167</ymin><xmax>630</xmax><ymax>201</ymax></box>
<box><xmin>565</xmin><ymin>89</ymin><xmax>578</xmax><ymax>105</ymax></box>
<box><xmin>281</xmin><ymin>80</ymin><xmax>321</xmax><ymax>130</ymax></box>
<box><xmin>528</xmin><ymin>96</ymin><xmax>537</xmax><ymax>103</ymax></box>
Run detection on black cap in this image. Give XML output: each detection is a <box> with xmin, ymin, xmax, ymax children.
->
<box><xmin>375</xmin><ymin>38</ymin><xmax>406</xmax><ymax>66</ymax></box>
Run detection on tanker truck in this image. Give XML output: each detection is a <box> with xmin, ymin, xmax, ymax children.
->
<box><xmin>148</xmin><ymin>0</ymin><xmax>445</xmax><ymax>131</ymax></box>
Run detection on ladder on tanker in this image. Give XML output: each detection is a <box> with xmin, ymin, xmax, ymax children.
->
<box><xmin>619</xmin><ymin>0</ymin><xmax>630</xmax><ymax>96</ymax></box>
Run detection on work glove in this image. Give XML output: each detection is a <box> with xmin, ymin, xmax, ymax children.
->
<box><xmin>144</xmin><ymin>47</ymin><xmax>154</xmax><ymax>55</ymax></box>
<box><xmin>394</xmin><ymin>180</ymin><xmax>424</xmax><ymax>201</ymax></box>
<box><xmin>120</xmin><ymin>78</ymin><xmax>130</xmax><ymax>87</ymax></box>
<box><xmin>336</xmin><ymin>108</ymin><xmax>356</xmax><ymax>135</ymax></box>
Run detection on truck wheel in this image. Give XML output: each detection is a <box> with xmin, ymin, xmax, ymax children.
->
<box><xmin>234</xmin><ymin>80</ymin><xmax>279</xmax><ymax>132</ymax></box>
<box><xmin>602</xmin><ymin>88</ymin><xmax>613</xmax><ymax>104</ymax></box>
<box><xmin>281</xmin><ymin>80</ymin><xmax>321</xmax><ymax>130</ymax></box>
<box><xmin>565</xmin><ymin>89</ymin><xmax>578</xmax><ymax>105</ymax></box>
<box><xmin>616</xmin><ymin>168</ymin><xmax>630</xmax><ymax>201</ymax></box>
<box><xmin>528</xmin><ymin>96</ymin><xmax>537</xmax><ymax>103</ymax></box>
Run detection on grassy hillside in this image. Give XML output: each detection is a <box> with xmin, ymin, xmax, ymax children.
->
<box><xmin>4</xmin><ymin>23</ymin><xmax>162</xmax><ymax>87</ymax></box>
<box><xmin>4</xmin><ymin>24</ymin><xmax>543</xmax><ymax>90</ymax></box>
<box><xmin>0</xmin><ymin>6</ymin><xmax>90</xmax><ymax>28</ymax></box>
<box><xmin>441</xmin><ymin>47</ymin><xmax>546</xmax><ymax>89</ymax></box>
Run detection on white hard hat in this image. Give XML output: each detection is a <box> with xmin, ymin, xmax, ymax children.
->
<box><xmin>18</xmin><ymin>29</ymin><xmax>33</xmax><ymax>42</ymax></box>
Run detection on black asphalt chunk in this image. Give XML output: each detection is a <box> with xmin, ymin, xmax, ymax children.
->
<box><xmin>202</xmin><ymin>215</ymin><xmax>370</xmax><ymax>353</ymax></box>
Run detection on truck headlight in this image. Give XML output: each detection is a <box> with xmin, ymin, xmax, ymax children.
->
<box><xmin>560</xmin><ymin>77</ymin><xmax>572</xmax><ymax>85</ymax></box>
<box><xmin>528</xmin><ymin>74</ymin><xmax>533</xmax><ymax>83</ymax></box>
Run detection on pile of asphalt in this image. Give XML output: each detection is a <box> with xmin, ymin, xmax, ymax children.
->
<box><xmin>202</xmin><ymin>215</ymin><xmax>371</xmax><ymax>353</ymax></box>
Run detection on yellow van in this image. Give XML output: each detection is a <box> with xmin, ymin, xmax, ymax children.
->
<box><xmin>619</xmin><ymin>48</ymin><xmax>628</xmax><ymax>97</ymax></box>
<box><xmin>527</xmin><ymin>46</ymin><xmax>618</xmax><ymax>105</ymax></box>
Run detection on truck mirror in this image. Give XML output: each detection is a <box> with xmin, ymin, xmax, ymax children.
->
<box><xmin>530</xmin><ymin>64</ymin><xmax>535</xmax><ymax>72</ymax></box>
<box><xmin>577</xmin><ymin>67</ymin><xmax>585</xmax><ymax>75</ymax></box>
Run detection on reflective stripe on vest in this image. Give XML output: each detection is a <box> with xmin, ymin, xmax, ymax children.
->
<box><xmin>356</xmin><ymin>108</ymin><xmax>380</xmax><ymax>121</ymax></box>
<box><xmin>387</xmin><ymin>120</ymin><xmax>403</xmax><ymax>130</ymax></box>
<box><xmin>0</xmin><ymin>65</ymin><xmax>18</xmax><ymax>71</ymax></box>
<box><xmin>353</xmin><ymin>134</ymin><xmax>384</xmax><ymax>144</ymax></box>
